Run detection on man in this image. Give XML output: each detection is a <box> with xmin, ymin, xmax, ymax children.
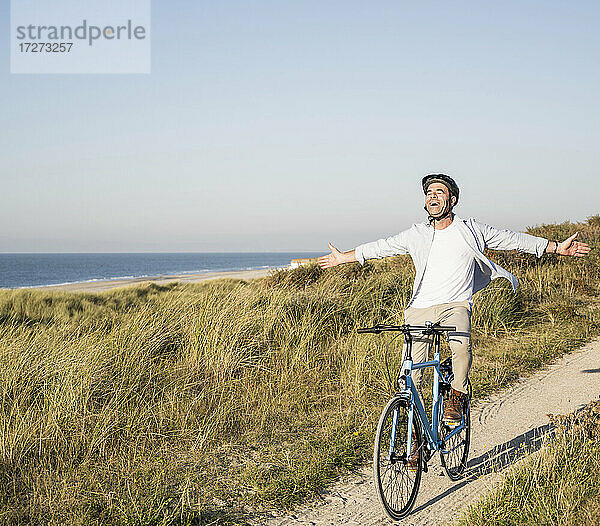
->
<box><xmin>318</xmin><ymin>174</ymin><xmax>591</xmax><ymax>425</ymax></box>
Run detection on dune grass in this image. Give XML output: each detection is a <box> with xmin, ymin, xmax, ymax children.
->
<box><xmin>457</xmin><ymin>400</ymin><xmax>600</xmax><ymax>526</ymax></box>
<box><xmin>0</xmin><ymin>217</ymin><xmax>598</xmax><ymax>524</ymax></box>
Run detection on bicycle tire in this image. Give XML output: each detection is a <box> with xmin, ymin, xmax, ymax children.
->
<box><xmin>439</xmin><ymin>382</ymin><xmax>471</xmax><ymax>481</ymax></box>
<box><xmin>373</xmin><ymin>396</ymin><xmax>423</xmax><ymax>520</ymax></box>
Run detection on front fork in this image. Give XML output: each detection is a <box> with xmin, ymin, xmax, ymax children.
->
<box><xmin>389</xmin><ymin>359</ymin><xmax>414</xmax><ymax>462</ymax></box>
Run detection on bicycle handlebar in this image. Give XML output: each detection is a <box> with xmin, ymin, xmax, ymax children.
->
<box><xmin>357</xmin><ymin>323</ymin><xmax>456</xmax><ymax>334</ymax></box>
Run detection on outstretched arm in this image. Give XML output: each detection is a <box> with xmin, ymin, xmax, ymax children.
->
<box><xmin>318</xmin><ymin>243</ymin><xmax>357</xmax><ymax>268</ymax></box>
<box><xmin>545</xmin><ymin>232</ymin><xmax>591</xmax><ymax>257</ymax></box>
<box><xmin>319</xmin><ymin>230</ymin><xmax>411</xmax><ymax>268</ymax></box>
<box><xmin>477</xmin><ymin>221</ymin><xmax>591</xmax><ymax>258</ymax></box>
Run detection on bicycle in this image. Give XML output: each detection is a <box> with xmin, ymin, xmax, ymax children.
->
<box><xmin>357</xmin><ymin>321</ymin><xmax>471</xmax><ymax>521</ymax></box>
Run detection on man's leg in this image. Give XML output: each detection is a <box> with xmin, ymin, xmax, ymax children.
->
<box><xmin>438</xmin><ymin>301</ymin><xmax>472</xmax><ymax>423</ymax></box>
<box><xmin>403</xmin><ymin>305</ymin><xmax>435</xmax><ymax>391</ymax></box>
<box><xmin>438</xmin><ymin>301</ymin><xmax>472</xmax><ymax>393</ymax></box>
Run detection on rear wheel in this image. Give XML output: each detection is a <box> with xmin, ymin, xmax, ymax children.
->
<box><xmin>439</xmin><ymin>382</ymin><xmax>471</xmax><ymax>480</ymax></box>
<box><xmin>373</xmin><ymin>396</ymin><xmax>423</xmax><ymax>520</ymax></box>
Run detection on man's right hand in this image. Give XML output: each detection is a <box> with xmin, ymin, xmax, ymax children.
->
<box><xmin>318</xmin><ymin>242</ymin><xmax>357</xmax><ymax>268</ymax></box>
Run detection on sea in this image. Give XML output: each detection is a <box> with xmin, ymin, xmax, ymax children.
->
<box><xmin>0</xmin><ymin>252</ymin><xmax>322</xmax><ymax>289</ymax></box>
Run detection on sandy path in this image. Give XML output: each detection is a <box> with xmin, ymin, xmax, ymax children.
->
<box><xmin>258</xmin><ymin>339</ymin><xmax>600</xmax><ymax>525</ymax></box>
<box><xmin>23</xmin><ymin>268</ymin><xmax>272</xmax><ymax>293</ymax></box>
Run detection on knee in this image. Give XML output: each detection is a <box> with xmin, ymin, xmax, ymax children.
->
<box><xmin>450</xmin><ymin>337</ymin><xmax>472</xmax><ymax>357</ymax></box>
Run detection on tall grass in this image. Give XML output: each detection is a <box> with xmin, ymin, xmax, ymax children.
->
<box><xmin>0</xmin><ymin>217</ymin><xmax>598</xmax><ymax>524</ymax></box>
<box><xmin>458</xmin><ymin>400</ymin><xmax>600</xmax><ymax>526</ymax></box>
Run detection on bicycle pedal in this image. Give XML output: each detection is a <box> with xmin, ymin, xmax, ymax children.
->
<box><xmin>443</xmin><ymin>416</ymin><xmax>462</xmax><ymax>427</ymax></box>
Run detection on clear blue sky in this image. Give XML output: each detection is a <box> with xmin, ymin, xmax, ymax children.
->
<box><xmin>2</xmin><ymin>1</ymin><xmax>599</xmax><ymax>252</ymax></box>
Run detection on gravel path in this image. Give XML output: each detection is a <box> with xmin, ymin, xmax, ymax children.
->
<box><xmin>257</xmin><ymin>338</ymin><xmax>600</xmax><ymax>525</ymax></box>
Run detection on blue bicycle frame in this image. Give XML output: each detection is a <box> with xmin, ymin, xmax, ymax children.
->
<box><xmin>392</xmin><ymin>323</ymin><xmax>466</xmax><ymax>461</ymax></box>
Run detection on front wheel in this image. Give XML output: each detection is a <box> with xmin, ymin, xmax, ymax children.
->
<box><xmin>439</xmin><ymin>382</ymin><xmax>471</xmax><ymax>481</ymax></box>
<box><xmin>373</xmin><ymin>396</ymin><xmax>423</xmax><ymax>520</ymax></box>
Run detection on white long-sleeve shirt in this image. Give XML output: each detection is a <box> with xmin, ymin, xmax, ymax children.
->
<box><xmin>354</xmin><ymin>215</ymin><xmax>549</xmax><ymax>308</ymax></box>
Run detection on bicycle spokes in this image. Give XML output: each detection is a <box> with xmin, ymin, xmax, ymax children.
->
<box><xmin>440</xmin><ymin>394</ymin><xmax>471</xmax><ymax>481</ymax></box>
<box><xmin>374</xmin><ymin>397</ymin><xmax>422</xmax><ymax>520</ymax></box>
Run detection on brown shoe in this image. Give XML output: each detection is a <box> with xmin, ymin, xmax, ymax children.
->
<box><xmin>407</xmin><ymin>431</ymin><xmax>419</xmax><ymax>471</ymax></box>
<box><xmin>444</xmin><ymin>388</ymin><xmax>466</xmax><ymax>425</ymax></box>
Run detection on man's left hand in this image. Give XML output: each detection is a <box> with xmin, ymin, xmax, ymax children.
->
<box><xmin>558</xmin><ymin>232</ymin><xmax>591</xmax><ymax>257</ymax></box>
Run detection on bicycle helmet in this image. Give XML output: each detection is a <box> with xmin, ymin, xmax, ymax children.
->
<box><xmin>422</xmin><ymin>174</ymin><xmax>460</xmax><ymax>205</ymax></box>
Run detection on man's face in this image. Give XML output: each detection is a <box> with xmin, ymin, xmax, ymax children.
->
<box><xmin>425</xmin><ymin>182</ymin><xmax>455</xmax><ymax>217</ymax></box>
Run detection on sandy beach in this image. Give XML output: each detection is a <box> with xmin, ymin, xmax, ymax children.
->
<box><xmin>30</xmin><ymin>268</ymin><xmax>274</xmax><ymax>293</ymax></box>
